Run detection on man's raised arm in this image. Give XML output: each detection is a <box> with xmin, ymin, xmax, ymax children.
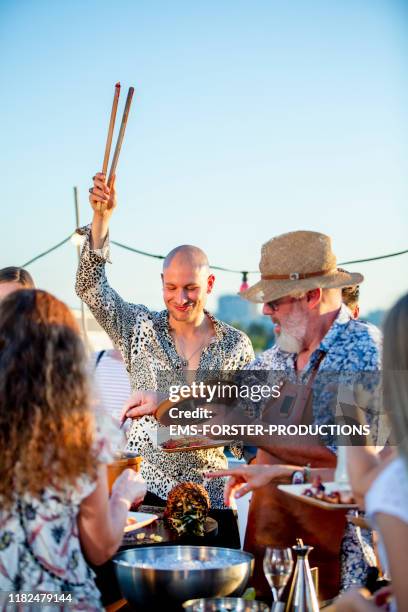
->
<box><xmin>75</xmin><ymin>172</ymin><xmax>145</xmax><ymax>359</ymax></box>
<box><xmin>89</xmin><ymin>172</ymin><xmax>116</xmax><ymax>249</ymax></box>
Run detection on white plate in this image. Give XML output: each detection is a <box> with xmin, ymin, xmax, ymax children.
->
<box><xmin>278</xmin><ymin>481</ymin><xmax>358</xmax><ymax>510</ymax></box>
<box><xmin>124</xmin><ymin>511</ymin><xmax>159</xmax><ymax>533</ymax></box>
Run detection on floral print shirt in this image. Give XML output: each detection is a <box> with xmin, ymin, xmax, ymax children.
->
<box><xmin>245</xmin><ymin>304</ymin><xmax>383</xmax><ymax>589</ymax></box>
<box><xmin>246</xmin><ymin>304</ymin><xmax>382</xmax><ymax>434</ymax></box>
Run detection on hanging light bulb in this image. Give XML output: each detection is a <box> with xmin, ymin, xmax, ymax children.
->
<box><xmin>240</xmin><ymin>271</ymin><xmax>249</xmax><ymax>293</ymax></box>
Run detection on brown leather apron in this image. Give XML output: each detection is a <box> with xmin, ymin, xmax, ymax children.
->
<box><xmin>244</xmin><ymin>354</ymin><xmax>347</xmax><ymax>601</ymax></box>
<box><xmin>244</xmin><ymin>448</ymin><xmax>346</xmax><ymax>601</ymax></box>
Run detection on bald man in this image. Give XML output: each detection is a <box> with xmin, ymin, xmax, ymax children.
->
<box><xmin>75</xmin><ymin>172</ymin><xmax>254</xmax><ymax>507</ymax></box>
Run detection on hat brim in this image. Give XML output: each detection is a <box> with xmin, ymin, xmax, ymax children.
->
<box><xmin>240</xmin><ymin>270</ymin><xmax>364</xmax><ymax>304</ymax></box>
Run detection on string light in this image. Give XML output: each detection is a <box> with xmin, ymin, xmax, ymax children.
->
<box><xmin>21</xmin><ymin>232</ymin><xmax>408</xmax><ymax>283</ymax></box>
<box><xmin>240</xmin><ymin>271</ymin><xmax>249</xmax><ymax>292</ymax></box>
<box><xmin>70</xmin><ymin>233</ymin><xmax>85</xmax><ymax>247</ymax></box>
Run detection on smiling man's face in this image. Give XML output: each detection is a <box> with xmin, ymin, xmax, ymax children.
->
<box><xmin>161</xmin><ymin>246</ymin><xmax>215</xmax><ymax>323</ymax></box>
<box><xmin>162</xmin><ymin>263</ymin><xmax>212</xmax><ymax>322</ymax></box>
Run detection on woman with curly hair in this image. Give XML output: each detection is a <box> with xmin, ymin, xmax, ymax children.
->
<box><xmin>0</xmin><ymin>289</ymin><xmax>146</xmax><ymax>610</ymax></box>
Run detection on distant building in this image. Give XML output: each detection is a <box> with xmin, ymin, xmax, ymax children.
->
<box><xmin>216</xmin><ymin>294</ymin><xmax>259</xmax><ymax>326</ymax></box>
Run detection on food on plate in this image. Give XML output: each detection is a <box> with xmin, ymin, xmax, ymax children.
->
<box><xmin>131</xmin><ymin>531</ymin><xmax>162</xmax><ymax>542</ymax></box>
<box><xmin>302</xmin><ymin>476</ymin><xmax>355</xmax><ymax>505</ymax></box>
<box><xmin>126</xmin><ymin>516</ymin><xmax>137</xmax><ymax>527</ymax></box>
<box><xmin>164</xmin><ymin>482</ymin><xmax>210</xmax><ymax>536</ymax></box>
<box><xmin>149</xmin><ymin>534</ymin><xmax>163</xmax><ymax>542</ymax></box>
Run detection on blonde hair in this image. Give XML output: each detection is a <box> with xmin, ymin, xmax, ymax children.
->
<box><xmin>342</xmin><ymin>285</ymin><xmax>360</xmax><ymax>310</ymax></box>
<box><xmin>382</xmin><ymin>293</ymin><xmax>408</xmax><ymax>464</ymax></box>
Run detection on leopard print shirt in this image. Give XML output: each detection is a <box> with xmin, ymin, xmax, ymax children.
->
<box><xmin>75</xmin><ymin>226</ymin><xmax>254</xmax><ymax>507</ymax></box>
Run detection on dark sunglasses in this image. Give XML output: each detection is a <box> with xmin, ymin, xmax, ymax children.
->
<box><xmin>266</xmin><ymin>296</ymin><xmax>302</xmax><ymax>312</ymax></box>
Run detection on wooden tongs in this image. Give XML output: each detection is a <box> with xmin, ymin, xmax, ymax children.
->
<box><xmin>100</xmin><ymin>82</ymin><xmax>134</xmax><ymax>210</ymax></box>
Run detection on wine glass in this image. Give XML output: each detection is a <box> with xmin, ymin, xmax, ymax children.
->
<box><xmin>263</xmin><ymin>547</ymin><xmax>294</xmax><ymax>602</ymax></box>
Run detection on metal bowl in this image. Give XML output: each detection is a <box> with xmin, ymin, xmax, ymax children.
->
<box><xmin>183</xmin><ymin>598</ymin><xmax>270</xmax><ymax>611</ymax></box>
<box><xmin>113</xmin><ymin>546</ymin><xmax>254</xmax><ymax>611</ymax></box>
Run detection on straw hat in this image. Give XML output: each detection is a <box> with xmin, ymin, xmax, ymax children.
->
<box><xmin>240</xmin><ymin>230</ymin><xmax>364</xmax><ymax>304</ymax></box>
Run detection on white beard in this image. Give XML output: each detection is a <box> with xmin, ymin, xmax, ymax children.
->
<box><xmin>276</xmin><ymin>329</ymin><xmax>303</xmax><ymax>353</ymax></box>
<box><xmin>275</xmin><ymin>304</ymin><xmax>307</xmax><ymax>354</ymax></box>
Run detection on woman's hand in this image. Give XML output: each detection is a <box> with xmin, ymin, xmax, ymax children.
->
<box><xmin>111</xmin><ymin>468</ymin><xmax>147</xmax><ymax>509</ymax></box>
<box><xmin>205</xmin><ymin>464</ymin><xmax>291</xmax><ymax>506</ymax></box>
<box><xmin>78</xmin><ymin>465</ymin><xmax>146</xmax><ymax>565</ymax></box>
<box><xmin>333</xmin><ymin>586</ymin><xmax>389</xmax><ymax>611</ymax></box>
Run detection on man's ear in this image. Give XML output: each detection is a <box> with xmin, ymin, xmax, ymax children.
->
<box><xmin>161</xmin><ymin>273</ymin><xmax>164</xmax><ymax>286</ymax></box>
<box><xmin>207</xmin><ymin>274</ymin><xmax>216</xmax><ymax>293</ymax></box>
<box><xmin>306</xmin><ymin>288</ymin><xmax>322</xmax><ymax>309</ymax></box>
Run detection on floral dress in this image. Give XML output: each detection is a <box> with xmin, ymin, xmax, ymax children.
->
<box><xmin>0</xmin><ymin>418</ymin><xmax>117</xmax><ymax>611</ymax></box>
<box><xmin>0</xmin><ymin>485</ymin><xmax>101</xmax><ymax>611</ymax></box>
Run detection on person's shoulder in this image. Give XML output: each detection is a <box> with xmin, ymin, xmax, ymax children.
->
<box><xmin>246</xmin><ymin>344</ymin><xmax>281</xmax><ymax>369</ymax></box>
<box><xmin>90</xmin><ymin>349</ymin><xmax>106</xmax><ymax>368</ymax></box>
<box><xmin>349</xmin><ymin>317</ymin><xmax>382</xmax><ymax>338</ymax></box>
<box><xmin>335</xmin><ymin>318</ymin><xmax>382</xmax><ymax>370</ymax></box>
<box><xmin>218</xmin><ymin>319</ymin><xmax>247</xmax><ymax>339</ymax></box>
<box><xmin>366</xmin><ymin>456</ymin><xmax>408</xmax><ymax>522</ymax></box>
<box><xmin>345</xmin><ymin>317</ymin><xmax>382</xmax><ymax>349</ymax></box>
<box><xmin>127</xmin><ymin>303</ymin><xmax>155</xmax><ymax>320</ymax></box>
<box><xmin>382</xmin><ymin>456</ymin><xmax>408</xmax><ymax>485</ymax></box>
<box><xmin>214</xmin><ymin>318</ymin><xmax>252</xmax><ymax>347</ymax></box>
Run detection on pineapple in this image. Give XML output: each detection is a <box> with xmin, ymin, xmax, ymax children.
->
<box><xmin>164</xmin><ymin>482</ymin><xmax>210</xmax><ymax>537</ymax></box>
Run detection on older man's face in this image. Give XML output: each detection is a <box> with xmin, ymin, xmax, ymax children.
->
<box><xmin>263</xmin><ymin>297</ymin><xmax>309</xmax><ymax>353</ymax></box>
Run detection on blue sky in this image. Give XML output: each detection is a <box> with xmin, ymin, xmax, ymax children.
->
<box><xmin>1</xmin><ymin>0</ymin><xmax>407</xmax><ymax>316</ymax></box>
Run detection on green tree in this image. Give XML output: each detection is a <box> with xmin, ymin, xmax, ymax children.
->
<box><xmin>231</xmin><ymin>320</ymin><xmax>275</xmax><ymax>354</ymax></box>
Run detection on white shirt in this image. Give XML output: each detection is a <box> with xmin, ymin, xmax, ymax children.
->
<box><xmin>92</xmin><ymin>350</ymin><xmax>131</xmax><ymax>424</ymax></box>
<box><xmin>365</xmin><ymin>455</ymin><xmax>408</xmax><ymax>610</ymax></box>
